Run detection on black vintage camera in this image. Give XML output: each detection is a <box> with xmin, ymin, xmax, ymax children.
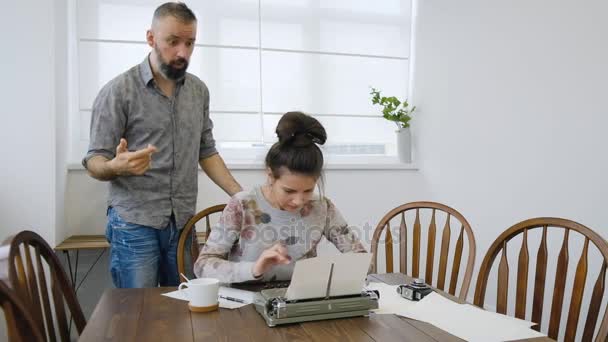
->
<box><xmin>396</xmin><ymin>279</ymin><xmax>433</xmax><ymax>301</ymax></box>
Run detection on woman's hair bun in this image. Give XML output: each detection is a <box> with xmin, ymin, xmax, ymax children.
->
<box><xmin>275</xmin><ymin>111</ymin><xmax>327</xmax><ymax>147</ymax></box>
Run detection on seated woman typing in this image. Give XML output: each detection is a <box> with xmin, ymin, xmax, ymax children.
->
<box><xmin>194</xmin><ymin>111</ymin><xmax>366</xmax><ymax>283</ymax></box>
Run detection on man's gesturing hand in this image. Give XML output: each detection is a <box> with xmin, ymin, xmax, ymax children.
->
<box><xmin>108</xmin><ymin>138</ymin><xmax>157</xmax><ymax>176</ymax></box>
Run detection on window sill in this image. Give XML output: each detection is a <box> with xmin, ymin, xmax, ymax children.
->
<box><xmin>227</xmin><ymin>154</ymin><xmax>418</xmax><ymax>170</ymax></box>
<box><xmin>67</xmin><ymin>156</ymin><xmax>417</xmax><ymax>171</ymax></box>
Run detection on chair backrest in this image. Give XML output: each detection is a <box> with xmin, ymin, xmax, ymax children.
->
<box><xmin>177</xmin><ymin>204</ymin><xmax>226</xmax><ymax>278</ymax></box>
<box><xmin>0</xmin><ymin>280</ymin><xmax>45</xmax><ymax>342</ymax></box>
<box><xmin>473</xmin><ymin>218</ymin><xmax>608</xmax><ymax>342</ymax></box>
<box><xmin>371</xmin><ymin>201</ymin><xmax>476</xmax><ymax>300</ymax></box>
<box><xmin>7</xmin><ymin>230</ymin><xmax>86</xmax><ymax>342</ymax></box>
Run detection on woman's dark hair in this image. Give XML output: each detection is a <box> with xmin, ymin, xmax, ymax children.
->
<box><xmin>265</xmin><ymin>111</ymin><xmax>327</xmax><ymax>179</ymax></box>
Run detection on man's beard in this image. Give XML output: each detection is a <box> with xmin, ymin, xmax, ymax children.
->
<box><xmin>155</xmin><ymin>46</ymin><xmax>189</xmax><ymax>81</ymax></box>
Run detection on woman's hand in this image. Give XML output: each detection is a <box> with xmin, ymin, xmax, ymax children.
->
<box><xmin>252</xmin><ymin>243</ymin><xmax>291</xmax><ymax>278</ymax></box>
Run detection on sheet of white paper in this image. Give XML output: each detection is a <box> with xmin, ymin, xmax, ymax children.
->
<box><xmin>219</xmin><ymin>286</ymin><xmax>257</xmax><ymax>303</ymax></box>
<box><xmin>364</xmin><ymin>282</ymin><xmax>427</xmax><ymax>321</ymax></box>
<box><xmin>162</xmin><ymin>289</ymin><xmax>188</xmax><ymax>301</ymax></box>
<box><xmin>327</xmin><ymin>253</ymin><xmax>372</xmax><ymax>297</ymax></box>
<box><xmin>218</xmin><ymin>286</ymin><xmax>256</xmax><ymax>309</ymax></box>
<box><xmin>365</xmin><ymin>282</ymin><xmax>546</xmax><ymax>341</ymax></box>
<box><xmin>162</xmin><ymin>286</ymin><xmax>256</xmax><ymax>309</ymax></box>
<box><xmin>413</xmin><ymin>293</ymin><xmax>545</xmax><ymax>341</ymax></box>
<box><xmin>218</xmin><ymin>298</ymin><xmax>249</xmax><ymax>309</ymax></box>
<box><xmin>285</xmin><ymin>257</ymin><xmax>332</xmax><ymax>300</ymax></box>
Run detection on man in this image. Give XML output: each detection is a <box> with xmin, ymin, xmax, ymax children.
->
<box><xmin>83</xmin><ymin>2</ymin><xmax>242</xmax><ymax>288</ymax></box>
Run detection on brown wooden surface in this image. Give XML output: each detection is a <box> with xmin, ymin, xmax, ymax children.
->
<box><xmin>425</xmin><ymin>209</ymin><xmax>437</xmax><ymax>285</ymax></box>
<box><xmin>80</xmin><ymin>273</ymin><xmax>552</xmax><ymax>342</ymax></box>
<box><xmin>8</xmin><ymin>230</ymin><xmax>87</xmax><ymax>341</ymax></box>
<box><xmin>436</xmin><ymin>215</ymin><xmax>451</xmax><ymax>291</ymax></box>
<box><xmin>371</xmin><ymin>202</ymin><xmax>476</xmax><ymax>300</ymax></box>
<box><xmin>564</xmin><ymin>237</ymin><xmax>589</xmax><ymax>341</ymax></box>
<box><xmin>0</xmin><ymin>280</ymin><xmax>45</xmax><ymax>342</ymax></box>
<box><xmin>515</xmin><ymin>228</ymin><xmax>529</xmax><ymax>320</ymax></box>
<box><xmin>497</xmin><ymin>241</ymin><xmax>509</xmax><ymax>315</ymax></box>
<box><xmin>399</xmin><ymin>213</ymin><xmax>407</xmax><ymax>274</ymax></box>
<box><xmin>177</xmin><ymin>204</ymin><xmax>226</xmax><ymax>277</ymax></box>
<box><xmin>531</xmin><ymin>225</ymin><xmax>548</xmax><ymax>331</ymax></box>
<box><xmin>412</xmin><ymin>209</ymin><xmax>421</xmax><ymax>278</ymax></box>
<box><xmin>448</xmin><ymin>227</ymin><xmax>464</xmax><ymax>296</ymax></box>
<box><xmin>548</xmin><ymin>229</ymin><xmax>569</xmax><ymax>340</ymax></box>
<box><xmin>583</xmin><ymin>261</ymin><xmax>607</xmax><ymax>341</ymax></box>
<box><xmin>473</xmin><ymin>218</ymin><xmax>608</xmax><ymax>342</ymax></box>
<box><xmin>54</xmin><ymin>235</ymin><xmax>110</xmax><ymax>250</ymax></box>
<box><xmin>385</xmin><ymin>222</ymin><xmax>394</xmax><ymax>274</ymax></box>
<box><xmin>55</xmin><ymin>233</ymin><xmax>207</xmax><ymax>251</ymax></box>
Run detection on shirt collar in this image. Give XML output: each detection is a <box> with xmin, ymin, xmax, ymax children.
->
<box><xmin>139</xmin><ymin>54</ymin><xmax>155</xmax><ymax>86</ymax></box>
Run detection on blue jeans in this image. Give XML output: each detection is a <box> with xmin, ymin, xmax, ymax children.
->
<box><xmin>105</xmin><ymin>207</ymin><xmax>191</xmax><ymax>288</ymax></box>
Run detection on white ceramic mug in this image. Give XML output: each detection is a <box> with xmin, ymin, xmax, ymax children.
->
<box><xmin>178</xmin><ymin>278</ymin><xmax>220</xmax><ymax>312</ymax></box>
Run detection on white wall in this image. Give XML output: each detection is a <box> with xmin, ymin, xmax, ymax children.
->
<box><xmin>55</xmin><ymin>0</ymin><xmax>69</xmax><ymax>250</ymax></box>
<box><xmin>0</xmin><ymin>0</ymin><xmax>63</xmax><ymax>246</ymax></box>
<box><xmin>0</xmin><ymin>0</ymin><xmax>67</xmax><ymax>339</ymax></box>
<box><xmin>416</xmin><ymin>0</ymin><xmax>608</xmax><ymax>232</ymax></box>
<box><xmin>414</xmin><ymin>0</ymin><xmax>608</xmax><ymax>338</ymax></box>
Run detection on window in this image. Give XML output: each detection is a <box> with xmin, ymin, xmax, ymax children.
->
<box><xmin>70</xmin><ymin>0</ymin><xmax>413</xmax><ymax>164</ymax></box>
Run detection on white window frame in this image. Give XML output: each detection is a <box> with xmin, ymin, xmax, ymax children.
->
<box><xmin>67</xmin><ymin>0</ymin><xmax>418</xmax><ymax>170</ymax></box>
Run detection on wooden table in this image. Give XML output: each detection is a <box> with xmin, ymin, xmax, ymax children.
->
<box><xmin>56</xmin><ymin>233</ymin><xmax>208</xmax><ymax>291</ymax></box>
<box><xmin>79</xmin><ymin>273</ymin><xmax>552</xmax><ymax>342</ymax></box>
<box><xmin>55</xmin><ymin>235</ymin><xmax>110</xmax><ymax>291</ymax></box>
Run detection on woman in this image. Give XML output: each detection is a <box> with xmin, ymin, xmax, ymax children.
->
<box><xmin>194</xmin><ymin>111</ymin><xmax>366</xmax><ymax>283</ymax></box>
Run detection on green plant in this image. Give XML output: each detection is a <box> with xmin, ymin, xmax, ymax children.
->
<box><xmin>370</xmin><ymin>87</ymin><xmax>416</xmax><ymax>129</ymax></box>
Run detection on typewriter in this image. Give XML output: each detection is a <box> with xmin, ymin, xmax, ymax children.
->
<box><xmin>253</xmin><ymin>253</ymin><xmax>378</xmax><ymax>327</ymax></box>
<box><xmin>254</xmin><ymin>287</ymin><xmax>379</xmax><ymax>327</ymax></box>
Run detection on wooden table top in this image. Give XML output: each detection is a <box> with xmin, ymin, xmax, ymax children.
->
<box><xmin>79</xmin><ymin>273</ymin><xmax>552</xmax><ymax>342</ymax></box>
<box><xmin>55</xmin><ymin>235</ymin><xmax>109</xmax><ymax>251</ymax></box>
<box><xmin>55</xmin><ymin>232</ymin><xmax>208</xmax><ymax>251</ymax></box>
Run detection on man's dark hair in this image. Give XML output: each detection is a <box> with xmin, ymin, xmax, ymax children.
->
<box><xmin>153</xmin><ymin>2</ymin><xmax>197</xmax><ymax>24</ymax></box>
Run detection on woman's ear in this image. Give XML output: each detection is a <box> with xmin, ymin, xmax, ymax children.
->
<box><xmin>265</xmin><ymin>168</ymin><xmax>274</xmax><ymax>185</ymax></box>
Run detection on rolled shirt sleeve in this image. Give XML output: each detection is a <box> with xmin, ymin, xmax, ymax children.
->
<box><xmin>82</xmin><ymin>83</ymin><xmax>125</xmax><ymax>168</ymax></box>
<box><xmin>199</xmin><ymin>84</ymin><xmax>218</xmax><ymax>160</ymax></box>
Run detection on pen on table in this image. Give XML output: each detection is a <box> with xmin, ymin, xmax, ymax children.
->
<box><xmin>219</xmin><ymin>295</ymin><xmax>246</xmax><ymax>304</ymax></box>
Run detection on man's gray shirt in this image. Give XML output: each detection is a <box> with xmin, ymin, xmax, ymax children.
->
<box><xmin>83</xmin><ymin>56</ymin><xmax>218</xmax><ymax>230</ymax></box>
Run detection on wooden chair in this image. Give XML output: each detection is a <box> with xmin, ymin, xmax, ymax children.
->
<box><xmin>473</xmin><ymin>218</ymin><xmax>608</xmax><ymax>342</ymax></box>
<box><xmin>177</xmin><ymin>204</ymin><xmax>226</xmax><ymax>278</ymax></box>
<box><xmin>0</xmin><ymin>280</ymin><xmax>45</xmax><ymax>342</ymax></box>
<box><xmin>371</xmin><ymin>201</ymin><xmax>476</xmax><ymax>300</ymax></box>
<box><xmin>7</xmin><ymin>230</ymin><xmax>86</xmax><ymax>342</ymax></box>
